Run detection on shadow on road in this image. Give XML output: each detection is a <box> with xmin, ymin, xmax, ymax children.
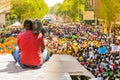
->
<box><xmin>0</xmin><ymin>61</ymin><xmax>30</xmax><ymax>73</ymax></box>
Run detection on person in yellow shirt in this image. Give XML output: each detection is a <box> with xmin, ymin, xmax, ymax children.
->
<box><xmin>78</xmin><ymin>55</ymin><xmax>83</xmax><ymax>62</ymax></box>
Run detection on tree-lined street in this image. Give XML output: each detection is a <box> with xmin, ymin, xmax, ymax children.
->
<box><xmin>0</xmin><ymin>0</ymin><xmax>120</xmax><ymax>80</ymax></box>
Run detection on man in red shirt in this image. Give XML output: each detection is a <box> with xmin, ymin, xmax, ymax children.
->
<box><xmin>13</xmin><ymin>20</ymin><xmax>49</xmax><ymax>68</ymax></box>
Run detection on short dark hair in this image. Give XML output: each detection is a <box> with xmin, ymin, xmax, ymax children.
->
<box><xmin>24</xmin><ymin>19</ymin><xmax>33</xmax><ymax>30</ymax></box>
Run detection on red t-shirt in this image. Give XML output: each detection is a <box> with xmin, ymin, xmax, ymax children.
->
<box><xmin>17</xmin><ymin>30</ymin><xmax>44</xmax><ymax>66</ymax></box>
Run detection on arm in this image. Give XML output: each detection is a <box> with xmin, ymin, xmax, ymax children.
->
<box><xmin>41</xmin><ymin>36</ymin><xmax>45</xmax><ymax>52</ymax></box>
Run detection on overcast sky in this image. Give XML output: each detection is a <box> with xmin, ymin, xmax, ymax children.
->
<box><xmin>44</xmin><ymin>0</ymin><xmax>64</xmax><ymax>7</ymax></box>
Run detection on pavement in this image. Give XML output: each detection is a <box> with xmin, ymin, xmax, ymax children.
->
<box><xmin>0</xmin><ymin>54</ymin><xmax>73</xmax><ymax>80</ymax></box>
<box><xmin>0</xmin><ymin>54</ymin><xmax>95</xmax><ymax>80</ymax></box>
<box><xmin>0</xmin><ymin>54</ymin><xmax>45</xmax><ymax>80</ymax></box>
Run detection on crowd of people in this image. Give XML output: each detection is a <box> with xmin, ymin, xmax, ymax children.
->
<box><xmin>0</xmin><ymin>27</ymin><xmax>23</xmax><ymax>54</ymax></box>
<box><xmin>44</xmin><ymin>24</ymin><xmax>120</xmax><ymax>80</ymax></box>
<box><xmin>0</xmin><ymin>28</ymin><xmax>22</xmax><ymax>43</ymax></box>
<box><xmin>0</xmin><ymin>23</ymin><xmax>120</xmax><ymax>79</ymax></box>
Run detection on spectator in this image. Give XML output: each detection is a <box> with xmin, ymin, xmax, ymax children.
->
<box><xmin>12</xmin><ymin>19</ymin><xmax>49</xmax><ymax>68</ymax></box>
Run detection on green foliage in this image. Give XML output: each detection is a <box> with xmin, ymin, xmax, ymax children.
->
<box><xmin>96</xmin><ymin>0</ymin><xmax>120</xmax><ymax>25</ymax></box>
<box><xmin>95</xmin><ymin>0</ymin><xmax>120</xmax><ymax>36</ymax></box>
<box><xmin>50</xmin><ymin>0</ymin><xmax>86</xmax><ymax>21</ymax></box>
<box><xmin>10</xmin><ymin>0</ymin><xmax>49</xmax><ymax>21</ymax></box>
<box><xmin>62</xmin><ymin>0</ymin><xmax>85</xmax><ymax>21</ymax></box>
<box><xmin>49</xmin><ymin>3</ymin><xmax>62</xmax><ymax>15</ymax></box>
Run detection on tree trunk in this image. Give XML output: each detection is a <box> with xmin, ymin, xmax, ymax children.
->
<box><xmin>107</xmin><ymin>20</ymin><xmax>111</xmax><ymax>37</ymax></box>
<box><xmin>113</xmin><ymin>21</ymin><xmax>116</xmax><ymax>43</ymax></box>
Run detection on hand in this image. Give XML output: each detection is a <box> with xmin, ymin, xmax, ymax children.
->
<box><xmin>38</xmin><ymin>33</ymin><xmax>43</xmax><ymax>38</ymax></box>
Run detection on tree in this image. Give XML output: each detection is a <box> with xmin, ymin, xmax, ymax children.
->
<box><xmin>49</xmin><ymin>3</ymin><xmax>62</xmax><ymax>15</ymax></box>
<box><xmin>10</xmin><ymin>0</ymin><xmax>49</xmax><ymax>22</ymax></box>
<box><xmin>62</xmin><ymin>0</ymin><xmax>85</xmax><ymax>21</ymax></box>
<box><xmin>50</xmin><ymin>0</ymin><xmax>86</xmax><ymax>22</ymax></box>
<box><xmin>94</xmin><ymin>0</ymin><xmax>120</xmax><ymax>36</ymax></box>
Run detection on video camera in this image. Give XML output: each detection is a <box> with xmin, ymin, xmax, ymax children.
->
<box><xmin>32</xmin><ymin>19</ymin><xmax>45</xmax><ymax>36</ymax></box>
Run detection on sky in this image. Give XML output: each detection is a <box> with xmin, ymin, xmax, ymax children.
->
<box><xmin>44</xmin><ymin>0</ymin><xmax>64</xmax><ymax>7</ymax></box>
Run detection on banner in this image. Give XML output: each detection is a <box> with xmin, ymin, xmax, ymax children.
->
<box><xmin>83</xmin><ymin>11</ymin><xmax>94</xmax><ymax>20</ymax></box>
<box><xmin>111</xmin><ymin>46</ymin><xmax>120</xmax><ymax>52</ymax></box>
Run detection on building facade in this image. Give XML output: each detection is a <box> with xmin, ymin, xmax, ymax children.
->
<box><xmin>0</xmin><ymin>0</ymin><xmax>10</xmax><ymax>26</ymax></box>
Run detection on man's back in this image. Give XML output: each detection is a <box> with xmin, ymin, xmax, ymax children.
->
<box><xmin>17</xmin><ymin>30</ymin><xmax>43</xmax><ymax>66</ymax></box>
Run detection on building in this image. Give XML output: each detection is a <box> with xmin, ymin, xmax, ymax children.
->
<box><xmin>0</xmin><ymin>0</ymin><xmax>10</xmax><ymax>26</ymax></box>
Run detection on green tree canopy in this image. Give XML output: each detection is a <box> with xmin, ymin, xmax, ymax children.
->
<box><xmin>50</xmin><ymin>0</ymin><xmax>86</xmax><ymax>22</ymax></box>
<box><xmin>94</xmin><ymin>0</ymin><xmax>120</xmax><ymax>36</ymax></box>
<box><xmin>10</xmin><ymin>0</ymin><xmax>49</xmax><ymax>21</ymax></box>
<box><xmin>95</xmin><ymin>0</ymin><xmax>120</xmax><ymax>25</ymax></box>
<box><xmin>49</xmin><ymin>3</ymin><xmax>62</xmax><ymax>15</ymax></box>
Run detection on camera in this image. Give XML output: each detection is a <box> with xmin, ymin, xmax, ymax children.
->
<box><xmin>32</xmin><ymin>19</ymin><xmax>45</xmax><ymax>36</ymax></box>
